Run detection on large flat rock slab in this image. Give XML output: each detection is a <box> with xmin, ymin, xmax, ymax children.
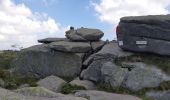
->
<box><xmin>38</xmin><ymin>38</ymin><xmax>68</xmax><ymax>44</ymax></box>
<box><xmin>118</xmin><ymin>15</ymin><xmax>170</xmax><ymax>42</ymax></box>
<box><xmin>49</xmin><ymin>41</ymin><xmax>91</xmax><ymax>53</ymax></box>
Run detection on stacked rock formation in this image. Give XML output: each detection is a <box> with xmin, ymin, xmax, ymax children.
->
<box><xmin>13</xmin><ymin>26</ymin><xmax>170</xmax><ymax>96</ymax></box>
<box><xmin>13</xmin><ymin>27</ymin><xmax>105</xmax><ymax>79</ymax></box>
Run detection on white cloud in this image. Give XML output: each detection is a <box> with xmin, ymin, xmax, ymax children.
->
<box><xmin>0</xmin><ymin>0</ymin><xmax>63</xmax><ymax>50</ymax></box>
<box><xmin>92</xmin><ymin>0</ymin><xmax>170</xmax><ymax>39</ymax></box>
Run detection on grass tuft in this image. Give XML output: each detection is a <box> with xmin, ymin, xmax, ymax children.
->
<box><xmin>61</xmin><ymin>83</ymin><xmax>86</xmax><ymax>94</ymax></box>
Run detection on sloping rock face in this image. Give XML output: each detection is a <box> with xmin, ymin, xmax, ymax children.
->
<box><xmin>117</xmin><ymin>15</ymin><xmax>170</xmax><ymax>55</ymax></box>
<box><xmin>13</xmin><ymin>45</ymin><xmax>82</xmax><ymax>78</ymax></box>
<box><xmin>75</xmin><ymin>90</ymin><xmax>142</xmax><ymax>100</ymax></box>
<box><xmin>66</xmin><ymin>27</ymin><xmax>104</xmax><ymax>41</ymax></box>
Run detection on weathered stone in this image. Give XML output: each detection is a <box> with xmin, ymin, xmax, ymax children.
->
<box><xmin>13</xmin><ymin>44</ymin><xmax>82</xmax><ymax>79</ymax></box>
<box><xmin>118</xmin><ymin>35</ymin><xmax>170</xmax><ymax>55</ymax></box>
<box><xmin>124</xmin><ymin>62</ymin><xmax>170</xmax><ymax>92</ymax></box>
<box><xmin>75</xmin><ymin>90</ymin><xmax>142</xmax><ymax>100</ymax></box>
<box><xmin>81</xmin><ymin>42</ymin><xmax>133</xmax><ymax>82</ymax></box>
<box><xmin>94</xmin><ymin>42</ymin><xmax>133</xmax><ymax>58</ymax></box>
<box><xmin>38</xmin><ymin>38</ymin><xmax>68</xmax><ymax>44</ymax></box>
<box><xmin>49</xmin><ymin>41</ymin><xmax>91</xmax><ymax>53</ymax></box>
<box><xmin>37</xmin><ymin>75</ymin><xmax>66</xmax><ymax>92</ymax></box>
<box><xmin>91</xmin><ymin>41</ymin><xmax>106</xmax><ymax>52</ymax></box>
<box><xmin>14</xmin><ymin>87</ymin><xmax>62</xmax><ymax>97</ymax></box>
<box><xmin>70</xmin><ymin>78</ymin><xmax>96</xmax><ymax>90</ymax></box>
<box><xmin>66</xmin><ymin>28</ymin><xmax>104</xmax><ymax>41</ymax></box>
<box><xmin>119</xmin><ymin>15</ymin><xmax>170</xmax><ymax>41</ymax></box>
<box><xmin>0</xmin><ymin>78</ymin><xmax>5</xmax><ymax>87</ymax></box>
<box><xmin>101</xmin><ymin>62</ymin><xmax>128</xmax><ymax>88</ymax></box>
<box><xmin>0</xmin><ymin>87</ymin><xmax>87</xmax><ymax>100</ymax></box>
<box><xmin>146</xmin><ymin>90</ymin><xmax>170</xmax><ymax>100</ymax></box>
<box><xmin>117</xmin><ymin>15</ymin><xmax>170</xmax><ymax>55</ymax></box>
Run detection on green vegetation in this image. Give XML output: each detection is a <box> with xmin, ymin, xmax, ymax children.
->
<box><xmin>0</xmin><ymin>51</ymin><xmax>17</xmax><ymax>69</ymax></box>
<box><xmin>0</xmin><ymin>70</ymin><xmax>38</xmax><ymax>89</ymax></box>
<box><xmin>61</xmin><ymin>83</ymin><xmax>86</xmax><ymax>94</ymax></box>
<box><xmin>0</xmin><ymin>51</ymin><xmax>38</xmax><ymax>90</ymax></box>
<box><xmin>115</xmin><ymin>53</ymin><xmax>170</xmax><ymax>75</ymax></box>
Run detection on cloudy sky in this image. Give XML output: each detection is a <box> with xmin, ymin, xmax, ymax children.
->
<box><xmin>0</xmin><ymin>0</ymin><xmax>170</xmax><ymax>50</ymax></box>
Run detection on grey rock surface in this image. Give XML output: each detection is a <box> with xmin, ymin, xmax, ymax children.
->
<box><xmin>14</xmin><ymin>87</ymin><xmax>63</xmax><ymax>97</ymax></box>
<box><xmin>124</xmin><ymin>62</ymin><xmax>170</xmax><ymax>92</ymax></box>
<box><xmin>38</xmin><ymin>38</ymin><xmax>68</xmax><ymax>44</ymax></box>
<box><xmin>91</xmin><ymin>41</ymin><xmax>106</xmax><ymax>52</ymax></box>
<box><xmin>70</xmin><ymin>78</ymin><xmax>96</xmax><ymax>90</ymax></box>
<box><xmin>118</xmin><ymin>15</ymin><xmax>170</xmax><ymax>41</ymax></box>
<box><xmin>75</xmin><ymin>90</ymin><xmax>142</xmax><ymax>100</ymax></box>
<box><xmin>66</xmin><ymin>28</ymin><xmax>104</xmax><ymax>41</ymax></box>
<box><xmin>118</xmin><ymin>35</ymin><xmax>170</xmax><ymax>55</ymax></box>
<box><xmin>101</xmin><ymin>62</ymin><xmax>128</xmax><ymax>88</ymax></box>
<box><xmin>13</xmin><ymin>44</ymin><xmax>82</xmax><ymax>78</ymax></box>
<box><xmin>81</xmin><ymin>42</ymin><xmax>133</xmax><ymax>82</ymax></box>
<box><xmin>37</xmin><ymin>75</ymin><xmax>66</xmax><ymax>92</ymax></box>
<box><xmin>0</xmin><ymin>78</ymin><xmax>5</xmax><ymax>87</ymax></box>
<box><xmin>49</xmin><ymin>41</ymin><xmax>91</xmax><ymax>53</ymax></box>
<box><xmin>146</xmin><ymin>90</ymin><xmax>170</xmax><ymax>100</ymax></box>
<box><xmin>0</xmin><ymin>87</ymin><xmax>87</xmax><ymax>100</ymax></box>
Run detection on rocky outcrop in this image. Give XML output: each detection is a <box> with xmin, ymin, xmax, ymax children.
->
<box><xmin>75</xmin><ymin>90</ymin><xmax>142</xmax><ymax>100</ymax></box>
<box><xmin>13</xmin><ymin>45</ymin><xmax>82</xmax><ymax>78</ymax></box>
<box><xmin>65</xmin><ymin>27</ymin><xmax>104</xmax><ymax>41</ymax></box>
<box><xmin>13</xmin><ymin>27</ymin><xmax>105</xmax><ymax>79</ymax></box>
<box><xmin>146</xmin><ymin>90</ymin><xmax>170</xmax><ymax>100</ymax></box>
<box><xmin>37</xmin><ymin>75</ymin><xmax>66</xmax><ymax>92</ymax></box>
